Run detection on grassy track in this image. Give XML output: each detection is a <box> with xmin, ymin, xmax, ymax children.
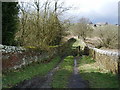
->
<box><xmin>51</xmin><ymin>56</ymin><xmax>74</xmax><ymax>88</ymax></box>
<box><xmin>2</xmin><ymin>56</ymin><xmax>60</xmax><ymax>88</ymax></box>
<box><xmin>78</xmin><ymin>56</ymin><xmax>119</xmax><ymax>88</ymax></box>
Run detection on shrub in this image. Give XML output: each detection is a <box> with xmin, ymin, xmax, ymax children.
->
<box><xmin>93</xmin><ymin>25</ymin><xmax>118</xmax><ymax>49</ymax></box>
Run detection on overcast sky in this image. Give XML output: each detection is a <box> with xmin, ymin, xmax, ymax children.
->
<box><xmin>60</xmin><ymin>0</ymin><xmax>119</xmax><ymax>24</ymax></box>
<box><xmin>19</xmin><ymin>0</ymin><xmax>119</xmax><ymax>24</ymax></box>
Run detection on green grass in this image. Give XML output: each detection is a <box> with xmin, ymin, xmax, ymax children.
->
<box><xmin>80</xmin><ymin>72</ymin><xmax>119</xmax><ymax>88</ymax></box>
<box><xmin>2</xmin><ymin>56</ymin><xmax>60</xmax><ymax>88</ymax></box>
<box><xmin>51</xmin><ymin>56</ymin><xmax>74</xmax><ymax>88</ymax></box>
<box><xmin>78</xmin><ymin>56</ymin><xmax>119</xmax><ymax>88</ymax></box>
<box><xmin>78</xmin><ymin>55</ymin><xmax>95</xmax><ymax>65</ymax></box>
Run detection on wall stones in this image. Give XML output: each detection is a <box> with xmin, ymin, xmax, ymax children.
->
<box><xmin>88</xmin><ymin>46</ymin><xmax>119</xmax><ymax>74</ymax></box>
<box><xmin>1</xmin><ymin>44</ymin><xmax>55</xmax><ymax>71</ymax></box>
<box><xmin>0</xmin><ymin>44</ymin><xmax>26</xmax><ymax>53</ymax></box>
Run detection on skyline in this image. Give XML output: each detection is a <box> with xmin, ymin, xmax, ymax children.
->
<box><xmin>18</xmin><ymin>0</ymin><xmax>119</xmax><ymax>24</ymax></box>
<box><xmin>62</xmin><ymin>0</ymin><xmax>119</xmax><ymax>24</ymax></box>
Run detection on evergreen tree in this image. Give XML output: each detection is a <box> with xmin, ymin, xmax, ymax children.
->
<box><xmin>2</xmin><ymin>2</ymin><xmax>19</xmax><ymax>45</ymax></box>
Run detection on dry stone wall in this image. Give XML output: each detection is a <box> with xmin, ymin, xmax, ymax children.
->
<box><xmin>1</xmin><ymin>44</ymin><xmax>56</xmax><ymax>71</ymax></box>
<box><xmin>88</xmin><ymin>46</ymin><xmax>120</xmax><ymax>74</ymax></box>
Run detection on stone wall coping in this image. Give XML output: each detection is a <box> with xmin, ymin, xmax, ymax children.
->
<box><xmin>88</xmin><ymin>46</ymin><xmax>119</xmax><ymax>57</ymax></box>
<box><xmin>0</xmin><ymin>44</ymin><xmax>26</xmax><ymax>53</ymax></box>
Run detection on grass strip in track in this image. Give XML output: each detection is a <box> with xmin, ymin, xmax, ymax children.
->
<box><xmin>2</xmin><ymin>56</ymin><xmax>60</xmax><ymax>88</ymax></box>
<box><xmin>51</xmin><ymin>56</ymin><xmax>74</xmax><ymax>88</ymax></box>
<box><xmin>78</xmin><ymin>56</ymin><xmax>119</xmax><ymax>88</ymax></box>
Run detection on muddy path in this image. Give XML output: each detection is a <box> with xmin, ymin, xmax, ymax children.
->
<box><xmin>12</xmin><ymin>57</ymin><xmax>65</xmax><ymax>89</ymax></box>
<box><xmin>12</xmin><ymin>56</ymin><xmax>89</xmax><ymax>89</ymax></box>
<box><xmin>68</xmin><ymin>56</ymin><xmax>89</xmax><ymax>88</ymax></box>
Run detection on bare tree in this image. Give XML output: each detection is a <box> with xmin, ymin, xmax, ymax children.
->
<box><xmin>73</xmin><ymin>17</ymin><xmax>93</xmax><ymax>41</ymax></box>
<box><xmin>15</xmin><ymin>2</ymin><xmax>30</xmax><ymax>45</ymax></box>
<box><xmin>96</xmin><ymin>25</ymin><xmax>118</xmax><ymax>49</ymax></box>
<box><xmin>16</xmin><ymin>0</ymin><xmax>71</xmax><ymax>51</ymax></box>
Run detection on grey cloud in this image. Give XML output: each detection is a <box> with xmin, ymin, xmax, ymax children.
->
<box><xmin>62</xmin><ymin>1</ymin><xmax>118</xmax><ymax>24</ymax></box>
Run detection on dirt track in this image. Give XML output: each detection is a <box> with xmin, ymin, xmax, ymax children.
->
<box><xmin>68</xmin><ymin>56</ymin><xmax>89</xmax><ymax>88</ymax></box>
<box><xmin>12</xmin><ymin>56</ymin><xmax>89</xmax><ymax>88</ymax></box>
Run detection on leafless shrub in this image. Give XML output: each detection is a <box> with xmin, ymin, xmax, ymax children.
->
<box><xmin>71</xmin><ymin>17</ymin><xmax>93</xmax><ymax>41</ymax></box>
<box><xmin>93</xmin><ymin>25</ymin><xmax>118</xmax><ymax>49</ymax></box>
<box><xmin>15</xmin><ymin>0</ymin><xmax>70</xmax><ymax>51</ymax></box>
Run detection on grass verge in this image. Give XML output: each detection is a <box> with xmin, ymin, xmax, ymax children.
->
<box><xmin>78</xmin><ymin>55</ymin><xmax>119</xmax><ymax>88</ymax></box>
<box><xmin>2</xmin><ymin>56</ymin><xmax>60</xmax><ymax>88</ymax></box>
<box><xmin>51</xmin><ymin>56</ymin><xmax>74</xmax><ymax>88</ymax></box>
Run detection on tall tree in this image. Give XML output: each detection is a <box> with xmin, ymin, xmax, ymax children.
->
<box><xmin>16</xmin><ymin>0</ymin><xmax>69</xmax><ymax>49</ymax></box>
<box><xmin>2</xmin><ymin>2</ymin><xmax>19</xmax><ymax>45</ymax></box>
